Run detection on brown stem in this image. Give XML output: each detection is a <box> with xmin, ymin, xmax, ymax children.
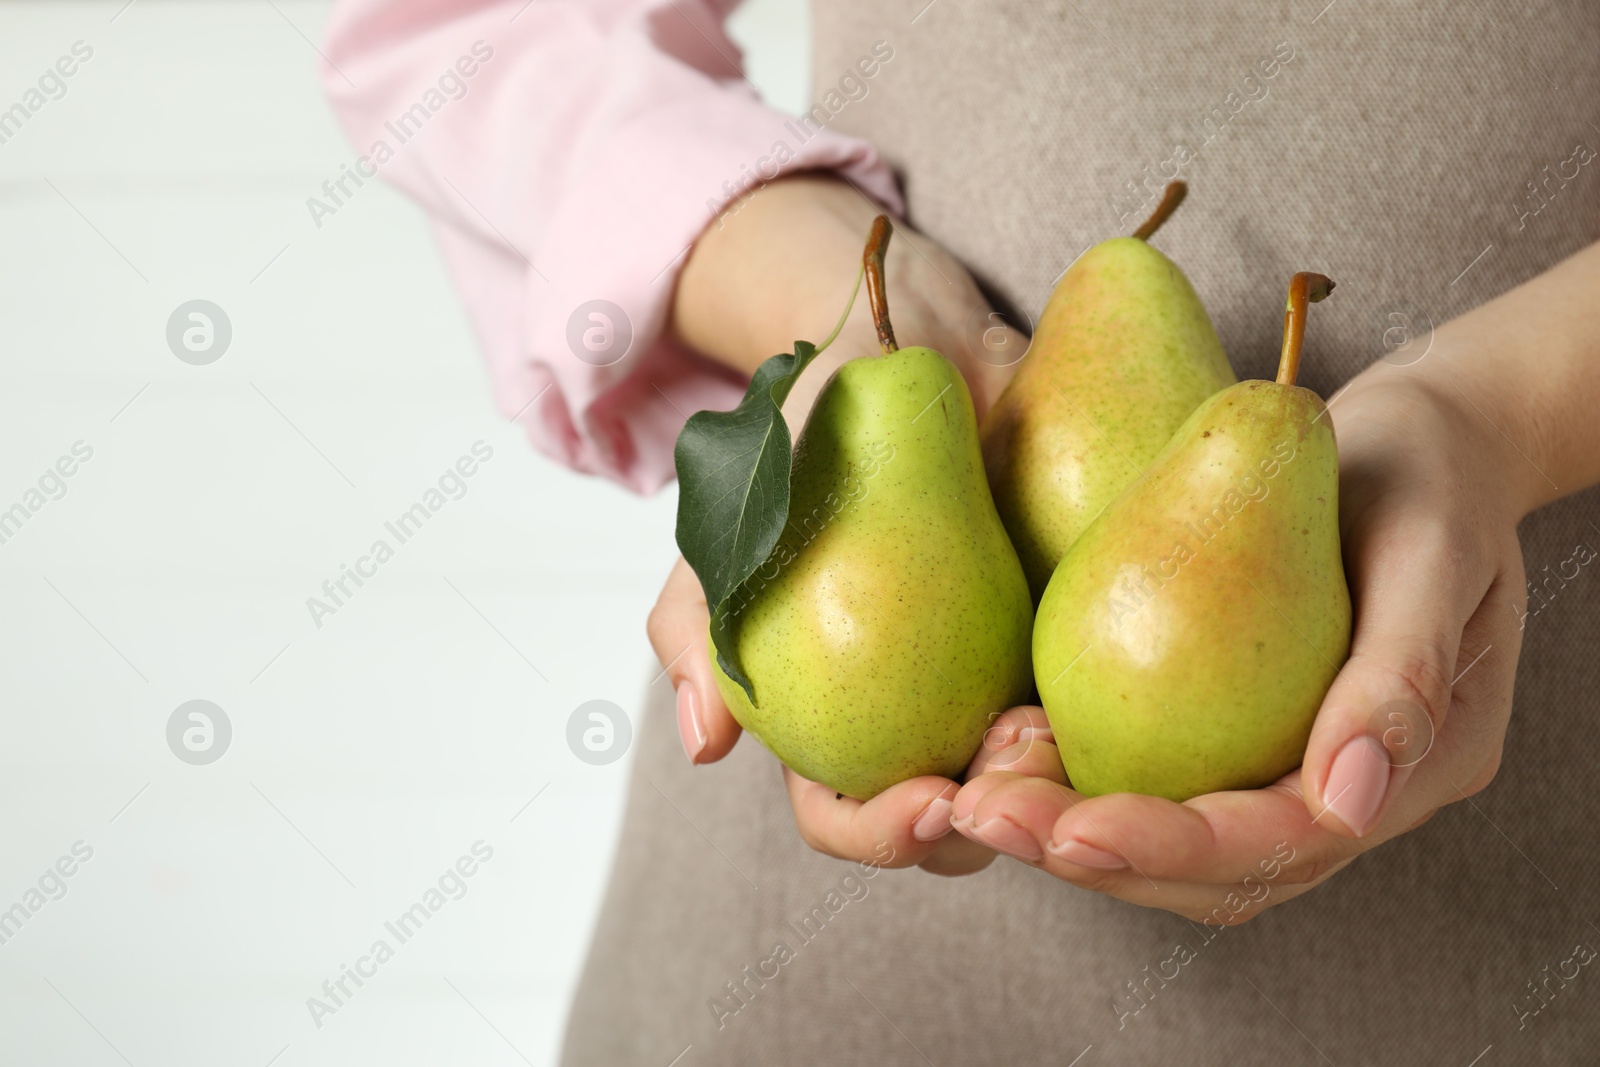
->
<box><xmin>863</xmin><ymin>215</ymin><xmax>898</xmax><ymax>355</ymax></box>
<box><xmin>1276</xmin><ymin>272</ymin><xmax>1335</xmax><ymax>386</ymax></box>
<box><xmin>1131</xmin><ymin>181</ymin><xmax>1188</xmax><ymax>241</ymax></box>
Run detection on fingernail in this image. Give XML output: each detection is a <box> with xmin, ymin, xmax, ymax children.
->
<box><xmin>676</xmin><ymin>681</ymin><xmax>706</xmax><ymax>764</ymax></box>
<box><xmin>1047</xmin><ymin>838</ymin><xmax>1128</xmax><ymax>870</ymax></box>
<box><xmin>1322</xmin><ymin>735</ymin><xmax>1391</xmax><ymax>836</ymax></box>
<box><xmin>912</xmin><ymin>797</ymin><xmax>955</xmax><ymax>842</ymax></box>
<box><xmin>967</xmin><ymin>817</ymin><xmax>1043</xmax><ymax>862</ymax></box>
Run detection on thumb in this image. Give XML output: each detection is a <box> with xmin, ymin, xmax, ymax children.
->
<box><xmin>646</xmin><ymin>557</ymin><xmax>743</xmax><ymax>765</ymax></box>
<box><xmin>1300</xmin><ymin>534</ymin><xmax>1468</xmax><ymax>838</ymax></box>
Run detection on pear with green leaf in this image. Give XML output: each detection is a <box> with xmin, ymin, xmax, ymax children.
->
<box><xmin>696</xmin><ymin>218</ymin><xmax>1033</xmax><ymax>800</ymax></box>
<box><xmin>983</xmin><ymin>183</ymin><xmax>1237</xmax><ymax>599</ymax></box>
<box><xmin>1034</xmin><ymin>273</ymin><xmax>1351</xmax><ymax>802</ymax></box>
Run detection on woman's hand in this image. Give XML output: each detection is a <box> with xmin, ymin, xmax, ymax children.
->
<box><xmin>950</xmin><ymin>368</ymin><xmax>1532</xmax><ymax>921</ymax></box>
<box><xmin>649</xmin><ymin>556</ymin><xmax>1020</xmax><ymax>876</ymax></box>
<box><xmin>670</xmin><ymin>172</ymin><xmax>1020</xmax><ymax>410</ymax></box>
<box><xmin>651</xmin><ymin>173</ymin><xmax>1029</xmax><ymax>876</ymax></box>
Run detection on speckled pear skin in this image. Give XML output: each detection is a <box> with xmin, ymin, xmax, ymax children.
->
<box><xmin>982</xmin><ymin>237</ymin><xmax>1236</xmax><ymax>599</ymax></box>
<box><xmin>711</xmin><ymin>346</ymin><xmax>1034</xmax><ymax>801</ymax></box>
<box><xmin>1034</xmin><ymin>380</ymin><xmax>1352</xmax><ymax>802</ymax></box>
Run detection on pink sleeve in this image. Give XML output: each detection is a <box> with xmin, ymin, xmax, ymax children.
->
<box><xmin>320</xmin><ymin>0</ymin><xmax>905</xmax><ymax>493</ymax></box>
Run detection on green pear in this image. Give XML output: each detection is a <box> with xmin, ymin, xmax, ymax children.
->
<box><xmin>712</xmin><ymin>222</ymin><xmax>1033</xmax><ymax>801</ymax></box>
<box><xmin>983</xmin><ymin>183</ymin><xmax>1237</xmax><ymax>599</ymax></box>
<box><xmin>1034</xmin><ymin>273</ymin><xmax>1351</xmax><ymax>801</ymax></box>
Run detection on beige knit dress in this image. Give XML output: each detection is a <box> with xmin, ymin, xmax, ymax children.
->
<box><xmin>562</xmin><ymin>3</ymin><xmax>1600</xmax><ymax>1063</ymax></box>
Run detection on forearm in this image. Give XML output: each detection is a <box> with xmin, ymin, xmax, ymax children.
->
<box><xmin>672</xmin><ymin>174</ymin><xmax>882</xmax><ymax>373</ymax></box>
<box><xmin>670</xmin><ymin>174</ymin><xmax>1017</xmax><ymax>417</ymax></box>
<box><xmin>1343</xmin><ymin>240</ymin><xmax>1600</xmax><ymax>520</ymax></box>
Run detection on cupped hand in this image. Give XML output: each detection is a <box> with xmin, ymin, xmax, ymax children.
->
<box><xmin>653</xmin><ymin>173</ymin><xmax>1032</xmax><ymax>876</ymax></box>
<box><xmin>650</xmin><ymin>556</ymin><xmax>1048</xmax><ymax>876</ymax></box>
<box><xmin>951</xmin><ymin>370</ymin><xmax>1531</xmax><ymax>922</ymax></box>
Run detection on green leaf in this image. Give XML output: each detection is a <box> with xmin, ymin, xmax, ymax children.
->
<box><xmin>673</xmin><ymin>340</ymin><xmax>821</xmax><ymax>702</ymax></box>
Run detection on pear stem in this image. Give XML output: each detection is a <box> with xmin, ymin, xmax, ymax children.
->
<box><xmin>1276</xmin><ymin>272</ymin><xmax>1336</xmax><ymax>386</ymax></box>
<box><xmin>1131</xmin><ymin>181</ymin><xmax>1187</xmax><ymax>241</ymax></box>
<box><xmin>863</xmin><ymin>215</ymin><xmax>898</xmax><ymax>355</ymax></box>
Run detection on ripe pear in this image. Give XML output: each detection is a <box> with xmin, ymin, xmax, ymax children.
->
<box><xmin>712</xmin><ymin>220</ymin><xmax>1033</xmax><ymax>801</ymax></box>
<box><xmin>983</xmin><ymin>183</ymin><xmax>1237</xmax><ymax>598</ymax></box>
<box><xmin>1034</xmin><ymin>274</ymin><xmax>1351</xmax><ymax>802</ymax></box>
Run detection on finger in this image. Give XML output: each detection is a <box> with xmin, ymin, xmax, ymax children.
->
<box><xmin>1299</xmin><ymin>515</ymin><xmax>1485</xmax><ymax>837</ymax></box>
<box><xmin>960</xmin><ymin>776</ymin><xmax>1345</xmax><ymax>922</ymax></box>
<box><xmin>917</xmin><ymin>833</ymin><xmax>998</xmax><ymax>877</ymax></box>
<box><xmin>783</xmin><ymin>767</ymin><xmax>962</xmax><ymax>867</ymax></box>
<box><xmin>951</xmin><ymin>768</ymin><xmax>1042</xmax><ymax>826</ymax></box>
<box><xmin>959</xmin><ymin>767</ymin><xmax>1346</xmax><ymax>886</ymax></box>
<box><xmin>646</xmin><ymin>557</ymin><xmax>742</xmax><ymax>765</ymax></box>
<box><xmin>957</xmin><ymin>777</ymin><xmax>1182</xmax><ymax>905</ymax></box>
<box><xmin>955</xmin><ymin>774</ymin><xmax>1079</xmax><ymax>866</ymax></box>
<box><xmin>1045</xmin><ymin>771</ymin><xmax>1361</xmax><ymax>886</ymax></box>
<box><xmin>1404</xmin><ymin>548</ymin><xmax>1524</xmax><ymax>801</ymax></box>
<box><xmin>966</xmin><ymin>705</ymin><xmax>1068</xmax><ymax>782</ymax></box>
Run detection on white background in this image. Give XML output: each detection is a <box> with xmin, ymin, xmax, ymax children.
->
<box><xmin>0</xmin><ymin>2</ymin><xmax>807</xmax><ymax>1063</ymax></box>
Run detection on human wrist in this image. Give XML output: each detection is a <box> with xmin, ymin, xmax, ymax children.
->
<box><xmin>670</xmin><ymin>171</ymin><xmax>1017</xmax><ymax>416</ymax></box>
<box><xmin>1334</xmin><ymin>363</ymin><xmax>1533</xmax><ymax>528</ymax></box>
<box><xmin>1403</xmin><ymin>331</ymin><xmax>1556</xmax><ymax>524</ymax></box>
<box><xmin>670</xmin><ymin>173</ymin><xmax>884</xmax><ymax>376</ymax></box>
<box><xmin>1361</xmin><ymin>244</ymin><xmax>1600</xmax><ymax>520</ymax></box>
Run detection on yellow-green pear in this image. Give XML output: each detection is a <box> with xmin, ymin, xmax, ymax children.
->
<box><xmin>712</xmin><ymin>219</ymin><xmax>1033</xmax><ymax>800</ymax></box>
<box><xmin>983</xmin><ymin>183</ymin><xmax>1237</xmax><ymax>598</ymax></box>
<box><xmin>1034</xmin><ymin>273</ymin><xmax>1351</xmax><ymax>801</ymax></box>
